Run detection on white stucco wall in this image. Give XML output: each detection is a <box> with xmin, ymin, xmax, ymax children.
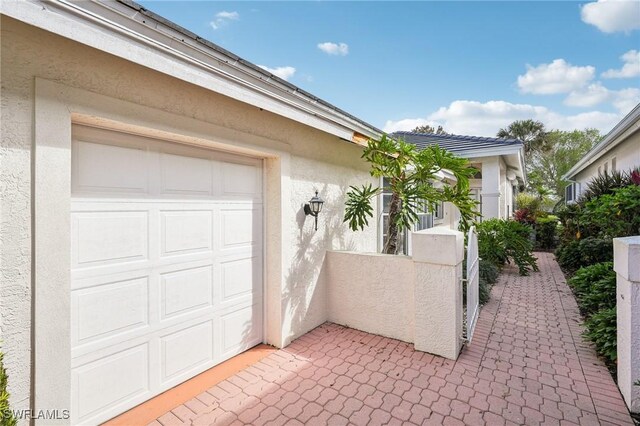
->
<box><xmin>573</xmin><ymin>132</ymin><xmax>640</xmax><ymax>196</ymax></box>
<box><xmin>0</xmin><ymin>16</ymin><xmax>377</xmax><ymax>417</ymax></box>
<box><xmin>325</xmin><ymin>251</ymin><xmax>415</xmax><ymax>342</ymax></box>
<box><xmin>614</xmin><ymin>236</ymin><xmax>640</xmax><ymax>413</ymax></box>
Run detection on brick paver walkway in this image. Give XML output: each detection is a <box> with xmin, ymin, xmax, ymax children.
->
<box><xmin>151</xmin><ymin>252</ymin><xmax>633</xmax><ymax>425</ymax></box>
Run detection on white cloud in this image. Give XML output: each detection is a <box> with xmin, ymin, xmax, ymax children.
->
<box><xmin>581</xmin><ymin>0</ymin><xmax>640</xmax><ymax>33</ymax></box>
<box><xmin>517</xmin><ymin>59</ymin><xmax>595</xmax><ymax>95</ymax></box>
<box><xmin>383</xmin><ymin>100</ymin><xmax>622</xmax><ymax>137</ymax></box>
<box><xmin>210</xmin><ymin>11</ymin><xmax>239</xmax><ymax>30</ymax></box>
<box><xmin>382</xmin><ymin>118</ymin><xmax>443</xmax><ymax>134</ymax></box>
<box><xmin>258</xmin><ymin>65</ymin><xmax>296</xmax><ymax>81</ymax></box>
<box><xmin>602</xmin><ymin>50</ymin><xmax>640</xmax><ymax>78</ymax></box>
<box><xmin>564</xmin><ymin>83</ymin><xmax>612</xmax><ymax>107</ymax></box>
<box><xmin>317</xmin><ymin>42</ymin><xmax>349</xmax><ymax>56</ymax></box>
<box><xmin>613</xmin><ymin>88</ymin><xmax>640</xmax><ymax>114</ymax></box>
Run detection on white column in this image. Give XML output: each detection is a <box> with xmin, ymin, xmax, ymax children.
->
<box><xmin>481</xmin><ymin>157</ymin><xmax>501</xmax><ymax>219</ymax></box>
<box><xmin>411</xmin><ymin>228</ymin><xmax>464</xmax><ymax>360</ymax></box>
<box><xmin>614</xmin><ymin>236</ymin><xmax>640</xmax><ymax>414</ymax></box>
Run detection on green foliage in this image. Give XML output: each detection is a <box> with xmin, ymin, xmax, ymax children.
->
<box><xmin>578</xmin><ymin>169</ymin><xmax>634</xmax><ymax>203</ymax></box>
<box><xmin>558</xmin><ymin>185</ymin><xmax>640</xmax><ymax>246</ymax></box>
<box><xmin>526</xmin><ymin>129</ymin><xmax>601</xmax><ymax>200</ymax></box>
<box><xmin>343</xmin><ymin>183</ymin><xmax>380</xmax><ymax>231</ymax></box>
<box><xmin>568</xmin><ymin>262</ymin><xmax>616</xmax><ymax>318</ymax></box>
<box><xmin>476</xmin><ymin>219</ymin><xmax>538</xmax><ymax>276</ymax></box>
<box><xmin>555</xmin><ymin>237</ymin><xmax>613</xmax><ymax>272</ymax></box>
<box><xmin>584</xmin><ymin>307</ymin><xmax>617</xmax><ymax>364</ymax></box>
<box><xmin>1</xmin><ymin>351</ymin><xmax>17</xmax><ymax>426</ymax></box>
<box><xmin>535</xmin><ymin>215</ymin><xmax>559</xmax><ymax>250</ymax></box>
<box><xmin>515</xmin><ymin>192</ymin><xmax>542</xmax><ymax>213</ymax></box>
<box><xmin>478</xmin><ymin>260</ymin><xmax>499</xmax><ymax>305</ymax></box>
<box><xmin>344</xmin><ymin>135</ymin><xmax>478</xmax><ymax>254</ymax></box>
<box><xmin>497</xmin><ymin>119</ymin><xmax>548</xmax><ymax>156</ymax></box>
<box><xmin>479</xmin><ymin>260</ymin><xmax>499</xmax><ymax>285</ymax></box>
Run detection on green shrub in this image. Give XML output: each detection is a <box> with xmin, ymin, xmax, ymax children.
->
<box><xmin>578</xmin><ymin>169</ymin><xmax>633</xmax><ymax>203</ymax></box>
<box><xmin>568</xmin><ymin>262</ymin><xmax>615</xmax><ymax>318</ymax></box>
<box><xmin>555</xmin><ymin>237</ymin><xmax>613</xmax><ymax>272</ymax></box>
<box><xmin>478</xmin><ymin>260</ymin><xmax>499</xmax><ymax>305</ymax></box>
<box><xmin>581</xmin><ymin>185</ymin><xmax>640</xmax><ymax>238</ymax></box>
<box><xmin>535</xmin><ymin>215</ymin><xmax>559</xmax><ymax>250</ymax></box>
<box><xmin>477</xmin><ymin>219</ymin><xmax>538</xmax><ymax>275</ymax></box>
<box><xmin>0</xmin><ymin>351</ymin><xmax>17</xmax><ymax>426</ymax></box>
<box><xmin>479</xmin><ymin>260</ymin><xmax>499</xmax><ymax>285</ymax></box>
<box><xmin>515</xmin><ymin>192</ymin><xmax>542</xmax><ymax>213</ymax></box>
<box><xmin>584</xmin><ymin>307</ymin><xmax>617</xmax><ymax>364</ymax></box>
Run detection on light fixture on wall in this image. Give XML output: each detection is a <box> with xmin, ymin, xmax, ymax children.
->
<box><xmin>304</xmin><ymin>190</ymin><xmax>325</xmax><ymax>231</ymax></box>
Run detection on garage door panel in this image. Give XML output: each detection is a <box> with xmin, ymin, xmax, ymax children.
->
<box><xmin>160</xmin><ymin>210</ymin><xmax>213</xmax><ymax>256</ymax></box>
<box><xmin>72</xmin><ymin>211</ymin><xmax>148</xmax><ymax>268</ymax></box>
<box><xmin>73</xmin><ymin>140</ymin><xmax>149</xmax><ymax>196</ymax></box>
<box><xmin>72</xmin><ymin>276</ymin><xmax>149</xmax><ymax>348</ymax></box>
<box><xmin>220</xmin><ymin>304</ymin><xmax>262</xmax><ymax>359</ymax></box>
<box><xmin>160</xmin><ymin>265</ymin><xmax>214</xmax><ymax>320</ymax></box>
<box><xmin>160</xmin><ymin>320</ymin><xmax>214</xmax><ymax>383</ymax></box>
<box><xmin>220</xmin><ymin>257</ymin><xmax>261</xmax><ymax>302</ymax></box>
<box><xmin>160</xmin><ymin>153</ymin><xmax>213</xmax><ymax>197</ymax></box>
<box><xmin>220</xmin><ymin>208</ymin><xmax>262</xmax><ymax>249</ymax></box>
<box><xmin>221</xmin><ymin>161</ymin><xmax>262</xmax><ymax>198</ymax></box>
<box><xmin>73</xmin><ymin>344</ymin><xmax>150</xmax><ymax>423</ymax></box>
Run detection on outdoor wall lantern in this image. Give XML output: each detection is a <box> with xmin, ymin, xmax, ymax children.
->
<box><xmin>304</xmin><ymin>190</ymin><xmax>325</xmax><ymax>231</ymax></box>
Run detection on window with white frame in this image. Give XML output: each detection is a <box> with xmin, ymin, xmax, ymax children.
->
<box><xmin>565</xmin><ymin>182</ymin><xmax>580</xmax><ymax>204</ymax></box>
<box><xmin>612</xmin><ymin>157</ymin><xmax>617</xmax><ymax>172</ymax></box>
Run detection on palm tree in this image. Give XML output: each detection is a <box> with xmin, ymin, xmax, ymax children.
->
<box><xmin>497</xmin><ymin>119</ymin><xmax>548</xmax><ymax>155</ymax></box>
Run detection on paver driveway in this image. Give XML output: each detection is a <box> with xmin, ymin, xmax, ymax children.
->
<box><xmin>151</xmin><ymin>253</ymin><xmax>634</xmax><ymax>425</ymax></box>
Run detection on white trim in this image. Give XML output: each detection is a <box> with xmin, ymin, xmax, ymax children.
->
<box><xmin>31</xmin><ymin>78</ymin><xmax>290</xmax><ymax>424</ymax></box>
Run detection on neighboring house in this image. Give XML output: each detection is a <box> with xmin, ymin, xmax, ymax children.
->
<box><xmin>563</xmin><ymin>104</ymin><xmax>640</xmax><ymax>203</ymax></box>
<box><xmin>391</xmin><ymin>132</ymin><xmax>526</xmax><ymax>222</ymax></box>
<box><xmin>1</xmin><ymin>1</ymin><xmax>387</xmax><ymax>424</ymax></box>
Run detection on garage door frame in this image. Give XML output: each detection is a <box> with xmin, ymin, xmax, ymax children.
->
<box><xmin>32</xmin><ymin>78</ymin><xmax>289</xmax><ymax>425</ymax></box>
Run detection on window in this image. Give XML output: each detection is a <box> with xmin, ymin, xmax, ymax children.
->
<box><xmin>565</xmin><ymin>182</ymin><xmax>580</xmax><ymax>204</ymax></box>
<box><xmin>433</xmin><ymin>201</ymin><xmax>445</xmax><ymax>221</ymax></box>
<box><xmin>604</xmin><ymin>162</ymin><xmax>609</xmax><ymax>174</ymax></box>
<box><xmin>611</xmin><ymin>157</ymin><xmax>617</xmax><ymax>172</ymax></box>
<box><xmin>598</xmin><ymin>166</ymin><xmax>602</xmax><ymax>175</ymax></box>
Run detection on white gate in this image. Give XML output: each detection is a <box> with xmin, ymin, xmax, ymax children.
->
<box><xmin>466</xmin><ymin>226</ymin><xmax>480</xmax><ymax>342</ymax></box>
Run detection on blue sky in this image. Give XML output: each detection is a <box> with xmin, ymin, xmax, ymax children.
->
<box><xmin>139</xmin><ymin>1</ymin><xmax>640</xmax><ymax>136</ymax></box>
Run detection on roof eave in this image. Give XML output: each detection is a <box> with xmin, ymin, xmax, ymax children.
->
<box><xmin>563</xmin><ymin>103</ymin><xmax>640</xmax><ymax>180</ymax></box>
<box><xmin>1</xmin><ymin>0</ymin><xmax>382</xmax><ymax>142</ymax></box>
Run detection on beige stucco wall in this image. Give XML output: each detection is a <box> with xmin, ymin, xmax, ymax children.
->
<box><xmin>0</xmin><ymin>16</ymin><xmax>377</xmax><ymax>415</ymax></box>
<box><xmin>325</xmin><ymin>251</ymin><xmax>415</xmax><ymax>342</ymax></box>
<box><xmin>574</xmin><ymin>131</ymin><xmax>640</xmax><ymax>195</ymax></box>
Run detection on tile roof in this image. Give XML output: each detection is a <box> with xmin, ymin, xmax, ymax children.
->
<box><xmin>391</xmin><ymin>131</ymin><xmax>523</xmax><ymax>155</ymax></box>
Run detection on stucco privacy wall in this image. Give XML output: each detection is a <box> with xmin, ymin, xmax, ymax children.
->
<box><xmin>0</xmin><ymin>16</ymin><xmax>377</xmax><ymax>416</ymax></box>
<box><xmin>326</xmin><ymin>252</ymin><xmax>415</xmax><ymax>342</ymax></box>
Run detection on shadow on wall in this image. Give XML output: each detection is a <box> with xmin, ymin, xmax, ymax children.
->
<box><xmin>282</xmin><ymin>183</ymin><xmax>359</xmax><ymax>345</ymax></box>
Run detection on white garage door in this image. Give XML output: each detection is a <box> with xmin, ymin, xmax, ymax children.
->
<box><xmin>69</xmin><ymin>126</ymin><xmax>263</xmax><ymax>425</ymax></box>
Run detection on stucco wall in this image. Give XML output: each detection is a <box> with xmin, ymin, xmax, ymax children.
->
<box><xmin>574</xmin><ymin>132</ymin><xmax>640</xmax><ymax>195</ymax></box>
<box><xmin>325</xmin><ymin>251</ymin><xmax>415</xmax><ymax>342</ymax></box>
<box><xmin>0</xmin><ymin>16</ymin><xmax>377</xmax><ymax>414</ymax></box>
